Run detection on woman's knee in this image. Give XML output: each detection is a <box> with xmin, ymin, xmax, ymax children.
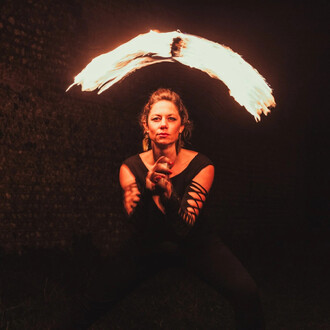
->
<box><xmin>241</xmin><ymin>276</ymin><xmax>259</xmax><ymax>296</ymax></box>
<box><xmin>226</xmin><ymin>274</ymin><xmax>260</xmax><ymax>305</ymax></box>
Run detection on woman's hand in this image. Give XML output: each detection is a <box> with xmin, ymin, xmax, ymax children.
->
<box><xmin>146</xmin><ymin>156</ymin><xmax>173</xmax><ymax>197</ymax></box>
<box><xmin>122</xmin><ymin>182</ymin><xmax>141</xmax><ymax>216</ymax></box>
<box><xmin>119</xmin><ymin>164</ymin><xmax>142</xmax><ymax>217</ymax></box>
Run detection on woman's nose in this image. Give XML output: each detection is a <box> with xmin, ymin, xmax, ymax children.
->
<box><xmin>160</xmin><ymin>118</ymin><xmax>168</xmax><ymax>127</ymax></box>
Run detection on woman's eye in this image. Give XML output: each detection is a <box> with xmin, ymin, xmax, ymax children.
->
<box><xmin>151</xmin><ymin>117</ymin><xmax>160</xmax><ymax>121</ymax></box>
<box><xmin>168</xmin><ymin>117</ymin><xmax>176</xmax><ymax>121</ymax></box>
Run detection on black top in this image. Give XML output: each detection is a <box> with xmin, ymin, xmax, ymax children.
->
<box><xmin>122</xmin><ymin>153</ymin><xmax>214</xmax><ymax>244</ymax></box>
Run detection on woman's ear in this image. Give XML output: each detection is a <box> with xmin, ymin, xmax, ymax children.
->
<box><xmin>143</xmin><ymin>121</ymin><xmax>148</xmax><ymax>133</ymax></box>
<box><xmin>179</xmin><ymin>125</ymin><xmax>184</xmax><ymax>134</ymax></box>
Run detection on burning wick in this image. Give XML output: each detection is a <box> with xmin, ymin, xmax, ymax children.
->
<box><xmin>67</xmin><ymin>30</ymin><xmax>276</xmax><ymax>121</ymax></box>
<box><xmin>171</xmin><ymin>37</ymin><xmax>185</xmax><ymax>57</ymax></box>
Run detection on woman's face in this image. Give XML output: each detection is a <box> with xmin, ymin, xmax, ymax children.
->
<box><xmin>146</xmin><ymin>100</ymin><xmax>184</xmax><ymax>148</ymax></box>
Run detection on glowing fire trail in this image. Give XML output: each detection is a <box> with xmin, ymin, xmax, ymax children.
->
<box><xmin>67</xmin><ymin>30</ymin><xmax>276</xmax><ymax>121</ymax></box>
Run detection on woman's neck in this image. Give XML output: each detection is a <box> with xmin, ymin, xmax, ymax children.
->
<box><xmin>152</xmin><ymin>144</ymin><xmax>178</xmax><ymax>164</ymax></box>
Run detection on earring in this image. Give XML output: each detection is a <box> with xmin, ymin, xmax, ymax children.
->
<box><xmin>143</xmin><ymin>131</ymin><xmax>151</xmax><ymax>151</ymax></box>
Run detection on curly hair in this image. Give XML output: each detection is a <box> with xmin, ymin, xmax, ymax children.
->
<box><xmin>139</xmin><ymin>88</ymin><xmax>193</xmax><ymax>152</ymax></box>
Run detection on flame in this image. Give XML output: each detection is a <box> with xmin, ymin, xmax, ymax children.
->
<box><xmin>67</xmin><ymin>30</ymin><xmax>275</xmax><ymax>121</ymax></box>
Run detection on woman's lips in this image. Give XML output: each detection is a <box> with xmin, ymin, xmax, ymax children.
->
<box><xmin>158</xmin><ymin>133</ymin><xmax>169</xmax><ymax>137</ymax></box>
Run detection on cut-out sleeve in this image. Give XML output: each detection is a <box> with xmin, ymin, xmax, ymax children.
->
<box><xmin>179</xmin><ymin>180</ymin><xmax>209</xmax><ymax>225</ymax></box>
<box><xmin>161</xmin><ymin>177</ymin><xmax>211</xmax><ymax>237</ymax></box>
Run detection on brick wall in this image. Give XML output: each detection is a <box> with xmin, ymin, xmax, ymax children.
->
<box><xmin>0</xmin><ymin>0</ymin><xmax>304</xmax><ymax>254</ymax></box>
<box><xmin>0</xmin><ymin>0</ymin><xmax>147</xmax><ymax>253</ymax></box>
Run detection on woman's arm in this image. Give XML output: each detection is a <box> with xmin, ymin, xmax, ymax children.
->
<box><xmin>161</xmin><ymin>164</ymin><xmax>214</xmax><ymax>226</ymax></box>
<box><xmin>179</xmin><ymin>164</ymin><xmax>214</xmax><ymax>224</ymax></box>
<box><xmin>121</xmin><ymin>155</ymin><xmax>214</xmax><ymax>233</ymax></box>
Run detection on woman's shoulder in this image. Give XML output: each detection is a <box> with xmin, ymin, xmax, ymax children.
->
<box><xmin>138</xmin><ymin>150</ymin><xmax>153</xmax><ymax>170</ymax></box>
<box><xmin>121</xmin><ymin>153</ymin><xmax>148</xmax><ymax>184</ymax></box>
<box><xmin>180</xmin><ymin>148</ymin><xmax>198</xmax><ymax>159</ymax></box>
<box><xmin>181</xmin><ymin>150</ymin><xmax>214</xmax><ymax>177</ymax></box>
<box><xmin>138</xmin><ymin>150</ymin><xmax>152</xmax><ymax>160</ymax></box>
<box><xmin>180</xmin><ymin>149</ymin><xmax>213</xmax><ymax>166</ymax></box>
<box><xmin>122</xmin><ymin>154</ymin><xmax>140</xmax><ymax>166</ymax></box>
<box><xmin>170</xmin><ymin>149</ymin><xmax>212</xmax><ymax>178</ymax></box>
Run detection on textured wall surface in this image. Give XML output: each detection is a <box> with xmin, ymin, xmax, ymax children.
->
<box><xmin>0</xmin><ymin>0</ymin><xmax>306</xmax><ymax>254</ymax></box>
<box><xmin>0</xmin><ymin>0</ymin><xmax>145</xmax><ymax>253</ymax></box>
<box><xmin>1</xmin><ymin>2</ymin><xmax>328</xmax><ymax>328</ymax></box>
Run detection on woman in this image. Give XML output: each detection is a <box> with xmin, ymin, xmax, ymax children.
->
<box><xmin>119</xmin><ymin>88</ymin><xmax>265</xmax><ymax>329</ymax></box>
<box><xmin>69</xmin><ymin>88</ymin><xmax>264</xmax><ymax>329</ymax></box>
<box><xmin>120</xmin><ymin>88</ymin><xmax>213</xmax><ymax>240</ymax></box>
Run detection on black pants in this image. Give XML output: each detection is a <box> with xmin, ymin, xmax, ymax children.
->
<box><xmin>65</xmin><ymin>235</ymin><xmax>264</xmax><ymax>329</ymax></box>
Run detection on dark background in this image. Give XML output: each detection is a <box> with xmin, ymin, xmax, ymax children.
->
<box><xmin>0</xmin><ymin>0</ymin><xmax>328</xmax><ymax>328</ymax></box>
